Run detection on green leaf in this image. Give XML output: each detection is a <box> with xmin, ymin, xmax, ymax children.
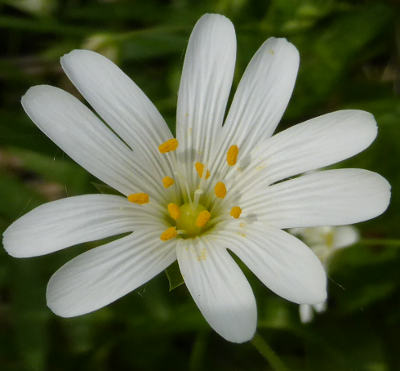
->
<box><xmin>165</xmin><ymin>261</ymin><xmax>184</xmax><ymax>291</ymax></box>
<box><xmin>0</xmin><ymin>170</ymin><xmax>44</xmax><ymax>221</ymax></box>
<box><xmin>9</xmin><ymin>147</ymin><xmax>91</xmax><ymax>196</ymax></box>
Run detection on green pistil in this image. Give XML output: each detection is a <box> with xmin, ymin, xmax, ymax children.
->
<box><xmin>176</xmin><ymin>203</ymin><xmax>208</xmax><ymax>237</ymax></box>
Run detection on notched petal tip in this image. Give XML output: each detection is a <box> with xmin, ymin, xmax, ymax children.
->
<box><xmin>21</xmin><ymin>84</ymin><xmax>52</xmax><ymax>106</ymax></box>
<box><xmin>198</xmin><ymin>13</ymin><xmax>234</xmax><ymax>26</ymax></box>
<box><xmin>46</xmin><ymin>299</ymin><xmax>75</xmax><ymax>318</ymax></box>
<box><xmin>193</xmin><ymin>13</ymin><xmax>235</xmax><ymax>43</ymax></box>
<box><xmin>262</xmin><ymin>36</ymin><xmax>300</xmax><ymax>62</ymax></box>
<box><xmin>21</xmin><ymin>85</ymin><xmax>73</xmax><ymax>118</ymax></box>
<box><xmin>228</xmin><ymin>320</ymin><xmax>257</xmax><ymax>344</ymax></box>
<box><xmin>2</xmin><ymin>230</ymin><xmax>22</xmax><ymax>258</ymax></box>
<box><xmin>46</xmin><ymin>277</ymin><xmax>84</xmax><ymax>318</ymax></box>
<box><xmin>353</xmin><ymin>170</ymin><xmax>391</xmax><ymax>222</ymax></box>
<box><xmin>21</xmin><ymin>87</ymin><xmax>34</xmax><ymax>104</ymax></box>
<box><xmin>206</xmin><ymin>302</ymin><xmax>257</xmax><ymax>344</ymax></box>
<box><xmin>342</xmin><ymin>109</ymin><xmax>378</xmax><ymax>140</ymax></box>
<box><xmin>2</xmin><ymin>218</ymin><xmax>29</xmax><ymax>258</ymax></box>
<box><xmin>60</xmin><ymin>48</ymin><xmax>104</xmax><ymax>67</ymax></box>
<box><xmin>372</xmin><ymin>172</ymin><xmax>392</xmax><ymax>215</ymax></box>
<box><xmin>60</xmin><ymin>50</ymin><xmax>119</xmax><ymax>86</ymax></box>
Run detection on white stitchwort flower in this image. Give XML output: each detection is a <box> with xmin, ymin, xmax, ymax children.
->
<box><xmin>292</xmin><ymin>226</ymin><xmax>360</xmax><ymax>323</ymax></box>
<box><xmin>3</xmin><ymin>14</ymin><xmax>390</xmax><ymax>343</ymax></box>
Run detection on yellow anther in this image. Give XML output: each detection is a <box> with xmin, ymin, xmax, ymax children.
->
<box><xmin>168</xmin><ymin>203</ymin><xmax>180</xmax><ymax>220</ymax></box>
<box><xmin>162</xmin><ymin>176</ymin><xmax>174</xmax><ymax>188</ymax></box>
<box><xmin>160</xmin><ymin>226</ymin><xmax>177</xmax><ymax>241</ymax></box>
<box><xmin>196</xmin><ymin>210</ymin><xmax>211</xmax><ymax>228</ymax></box>
<box><xmin>195</xmin><ymin>162</ymin><xmax>210</xmax><ymax>179</ymax></box>
<box><xmin>227</xmin><ymin>145</ymin><xmax>239</xmax><ymax>166</ymax></box>
<box><xmin>127</xmin><ymin>193</ymin><xmax>149</xmax><ymax>204</ymax></box>
<box><xmin>158</xmin><ymin>138</ymin><xmax>178</xmax><ymax>153</ymax></box>
<box><xmin>214</xmin><ymin>182</ymin><xmax>227</xmax><ymax>198</ymax></box>
<box><xmin>230</xmin><ymin>206</ymin><xmax>242</xmax><ymax>219</ymax></box>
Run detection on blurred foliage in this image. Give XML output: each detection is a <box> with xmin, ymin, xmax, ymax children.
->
<box><xmin>0</xmin><ymin>0</ymin><xmax>400</xmax><ymax>370</ymax></box>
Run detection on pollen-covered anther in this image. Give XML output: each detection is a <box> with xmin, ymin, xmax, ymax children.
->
<box><xmin>158</xmin><ymin>138</ymin><xmax>178</xmax><ymax>153</ymax></box>
<box><xmin>168</xmin><ymin>203</ymin><xmax>180</xmax><ymax>220</ymax></box>
<box><xmin>195</xmin><ymin>162</ymin><xmax>210</xmax><ymax>179</ymax></box>
<box><xmin>160</xmin><ymin>226</ymin><xmax>177</xmax><ymax>241</ymax></box>
<box><xmin>127</xmin><ymin>193</ymin><xmax>149</xmax><ymax>204</ymax></box>
<box><xmin>196</xmin><ymin>210</ymin><xmax>211</xmax><ymax>228</ymax></box>
<box><xmin>162</xmin><ymin>176</ymin><xmax>174</xmax><ymax>188</ymax></box>
<box><xmin>230</xmin><ymin>206</ymin><xmax>242</xmax><ymax>219</ymax></box>
<box><xmin>227</xmin><ymin>145</ymin><xmax>239</xmax><ymax>166</ymax></box>
<box><xmin>214</xmin><ymin>182</ymin><xmax>227</xmax><ymax>199</ymax></box>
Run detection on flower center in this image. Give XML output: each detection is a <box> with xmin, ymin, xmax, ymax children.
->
<box><xmin>127</xmin><ymin>138</ymin><xmax>244</xmax><ymax>241</ymax></box>
<box><xmin>176</xmin><ymin>203</ymin><xmax>209</xmax><ymax>237</ymax></box>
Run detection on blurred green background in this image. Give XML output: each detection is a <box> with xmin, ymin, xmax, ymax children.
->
<box><xmin>1</xmin><ymin>0</ymin><xmax>399</xmax><ymax>370</ymax></box>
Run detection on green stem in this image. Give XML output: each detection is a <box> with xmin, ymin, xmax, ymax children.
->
<box><xmin>251</xmin><ymin>333</ymin><xmax>288</xmax><ymax>371</ymax></box>
<box><xmin>359</xmin><ymin>238</ymin><xmax>400</xmax><ymax>247</ymax></box>
<box><xmin>189</xmin><ymin>331</ymin><xmax>208</xmax><ymax>371</ymax></box>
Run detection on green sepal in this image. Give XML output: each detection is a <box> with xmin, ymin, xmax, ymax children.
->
<box><xmin>165</xmin><ymin>261</ymin><xmax>184</xmax><ymax>291</ymax></box>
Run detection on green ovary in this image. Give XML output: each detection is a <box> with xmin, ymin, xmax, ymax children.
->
<box><xmin>176</xmin><ymin>203</ymin><xmax>208</xmax><ymax>237</ymax></box>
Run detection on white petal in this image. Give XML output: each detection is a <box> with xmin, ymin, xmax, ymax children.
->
<box><xmin>47</xmin><ymin>230</ymin><xmax>176</xmax><ymax>317</ymax></box>
<box><xmin>333</xmin><ymin>226</ymin><xmax>360</xmax><ymax>249</ymax></box>
<box><xmin>61</xmin><ymin>50</ymin><xmax>173</xmax><ymax>176</ymax></box>
<box><xmin>244</xmin><ymin>169</ymin><xmax>391</xmax><ymax>229</ymax></box>
<box><xmin>299</xmin><ymin>304</ymin><xmax>313</xmax><ymax>323</ymax></box>
<box><xmin>219</xmin><ymin>225</ymin><xmax>327</xmax><ymax>304</ymax></box>
<box><xmin>241</xmin><ymin>110</ymin><xmax>377</xmax><ymax>190</ymax></box>
<box><xmin>21</xmin><ymin>85</ymin><xmax>165</xmax><ymax>200</ymax></box>
<box><xmin>3</xmin><ymin>195</ymin><xmax>139</xmax><ymax>257</ymax></box>
<box><xmin>177</xmin><ymin>237</ymin><xmax>256</xmax><ymax>343</ymax></box>
<box><xmin>176</xmin><ymin>14</ymin><xmax>236</xmax><ymax>185</ymax></box>
<box><xmin>219</xmin><ymin>37</ymin><xmax>299</xmax><ymax>160</ymax></box>
<box><xmin>314</xmin><ymin>301</ymin><xmax>327</xmax><ymax>313</ymax></box>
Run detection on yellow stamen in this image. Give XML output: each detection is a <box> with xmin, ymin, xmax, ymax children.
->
<box><xmin>195</xmin><ymin>162</ymin><xmax>210</xmax><ymax>179</ymax></box>
<box><xmin>214</xmin><ymin>182</ymin><xmax>226</xmax><ymax>198</ymax></box>
<box><xmin>128</xmin><ymin>193</ymin><xmax>149</xmax><ymax>204</ymax></box>
<box><xmin>324</xmin><ymin>232</ymin><xmax>334</xmax><ymax>248</ymax></box>
<box><xmin>196</xmin><ymin>210</ymin><xmax>211</xmax><ymax>228</ymax></box>
<box><xmin>227</xmin><ymin>145</ymin><xmax>239</xmax><ymax>166</ymax></box>
<box><xmin>160</xmin><ymin>226</ymin><xmax>177</xmax><ymax>241</ymax></box>
<box><xmin>158</xmin><ymin>138</ymin><xmax>178</xmax><ymax>153</ymax></box>
<box><xmin>230</xmin><ymin>206</ymin><xmax>242</xmax><ymax>218</ymax></box>
<box><xmin>168</xmin><ymin>203</ymin><xmax>180</xmax><ymax>220</ymax></box>
<box><xmin>162</xmin><ymin>176</ymin><xmax>174</xmax><ymax>188</ymax></box>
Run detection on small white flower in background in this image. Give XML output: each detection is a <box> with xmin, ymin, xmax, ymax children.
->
<box><xmin>291</xmin><ymin>226</ymin><xmax>360</xmax><ymax>265</ymax></box>
<box><xmin>3</xmin><ymin>14</ymin><xmax>390</xmax><ymax>343</ymax></box>
<box><xmin>291</xmin><ymin>226</ymin><xmax>360</xmax><ymax>323</ymax></box>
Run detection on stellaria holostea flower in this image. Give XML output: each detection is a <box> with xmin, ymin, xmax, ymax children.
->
<box><xmin>2</xmin><ymin>14</ymin><xmax>390</xmax><ymax>343</ymax></box>
<box><xmin>291</xmin><ymin>226</ymin><xmax>360</xmax><ymax>323</ymax></box>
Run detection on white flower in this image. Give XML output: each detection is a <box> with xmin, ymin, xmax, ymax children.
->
<box><xmin>2</xmin><ymin>14</ymin><xmax>390</xmax><ymax>343</ymax></box>
<box><xmin>292</xmin><ymin>226</ymin><xmax>360</xmax><ymax>323</ymax></box>
<box><xmin>291</xmin><ymin>226</ymin><xmax>360</xmax><ymax>264</ymax></box>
